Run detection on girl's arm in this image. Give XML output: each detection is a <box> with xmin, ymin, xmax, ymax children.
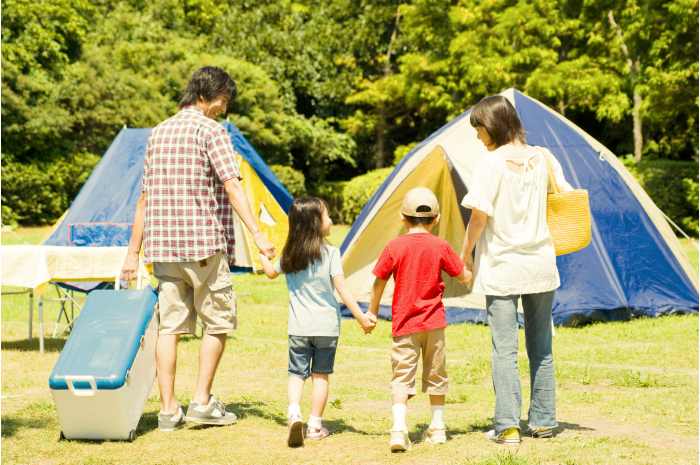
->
<box><xmin>461</xmin><ymin>208</ymin><xmax>488</xmax><ymax>269</ymax></box>
<box><xmin>258</xmin><ymin>253</ymin><xmax>280</xmax><ymax>279</ymax></box>
<box><xmin>332</xmin><ymin>275</ymin><xmax>376</xmax><ymax>334</ymax></box>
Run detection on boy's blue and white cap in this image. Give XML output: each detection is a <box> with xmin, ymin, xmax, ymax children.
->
<box><xmin>401</xmin><ymin>187</ymin><xmax>440</xmax><ymax>217</ymax></box>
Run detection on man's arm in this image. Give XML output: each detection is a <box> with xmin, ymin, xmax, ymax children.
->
<box><xmin>121</xmin><ymin>191</ymin><xmax>147</xmax><ymax>281</ymax></box>
<box><xmin>461</xmin><ymin>208</ymin><xmax>488</xmax><ymax>270</ymax></box>
<box><xmin>223</xmin><ymin>177</ymin><xmax>275</xmax><ymax>259</ymax></box>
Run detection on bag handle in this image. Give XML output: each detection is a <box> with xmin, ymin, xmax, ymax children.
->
<box><xmin>542</xmin><ymin>148</ymin><xmax>560</xmax><ymax>195</ymax></box>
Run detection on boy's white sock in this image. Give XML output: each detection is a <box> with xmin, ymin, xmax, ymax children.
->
<box><xmin>430</xmin><ymin>405</ymin><xmax>445</xmax><ymax>429</ymax></box>
<box><xmin>287</xmin><ymin>403</ymin><xmax>301</xmax><ymax>419</ymax></box>
<box><xmin>308</xmin><ymin>415</ymin><xmax>323</xmax><ymax>429</ymax></box>
<box><xmin>392</xmin><ymin>403</ymin><xmax>408</xmax><ymax>431</ymax></box>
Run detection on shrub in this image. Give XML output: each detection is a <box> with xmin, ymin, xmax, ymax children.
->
<box><xmin>393</xmin><ymin>142</ymin><xmax>418</xmax><ymax>165</ymax></box>
<box><xmin>1</xmin><ymin>152</ymin><xmax>100</xmax><ymax>225</ymax></box>
<box><xmin>314</xmin><ymin>168</ymin><xmax>393</xmax><ymax>224</ymax></box>
<box><xmin>269</xmin><ymin>164</ymin><xmax>306</xmax><ymax>197</ymax></box>
<box><xmin>623</xmin><ymin>157</ymin><xmax>699</xmax><ymax>236</ymax></box>
<box><xmin>2</xmin><ymin>205</ymin><xmax>19</xmax><ymax>228</ymax></box>
<box><xmin>340</xmin><ymin>167</ymin><xmax>394</xmax><ymax>224</ymax></box>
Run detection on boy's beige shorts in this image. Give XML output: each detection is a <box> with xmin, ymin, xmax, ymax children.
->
<box><xmin>390</xmin><ymin>328</ymin><xmax>448</xmax><ymax>397</ymax></box>
<box><xmin>153</xmin><ymin>252</ymin><xmax>237</xmax><ymax>335</ymax></box>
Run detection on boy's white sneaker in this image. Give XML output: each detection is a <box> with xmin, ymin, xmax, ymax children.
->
<box><xmin>390</xmin><ymin>429</ymin><xmax>411</xmax><ymax>452</ymax></box>
<box><xmin>424</xmin><ymin>426</ymin><xmax>447</xmax><ymax>444</ymax></box>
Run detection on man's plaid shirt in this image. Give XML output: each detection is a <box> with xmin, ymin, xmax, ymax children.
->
<box><xmin>142</xmin><ymin>107</ymin><xmax>241</xmax><ymax>264</ymax></box>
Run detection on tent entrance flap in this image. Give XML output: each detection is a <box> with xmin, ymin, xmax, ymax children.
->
<box><xmin>342</xmin><ymin>145</ymin><xmax>471</xmax><ymax>304</ymax></box>
<box><xmin>236</xmin><ymin>157</ymin><xmax>289</xmax><ymax>271</ymax></box>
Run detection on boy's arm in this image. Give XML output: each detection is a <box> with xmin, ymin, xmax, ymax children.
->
<box><xmin>453</xmin><ymin>267</ymin><xmax>473</xmax><ymax>286</ymax></box>
<box><xmin>333</xmin><ymin>275</ymin><xmax>375</xmax><ymax>333</ymax></box>
<box><xmin>368</xmin><ymin>277</ymin><xmax>388</xmax><ymax>318</ymax></box>
<box><xmin>258</xmin><ymin>253</ymin><xmax>280</xmax><ymax>279</ymax></box>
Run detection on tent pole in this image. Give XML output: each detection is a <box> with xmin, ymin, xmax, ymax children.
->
<box><xmin>28</xmin><ymin>290</ymin><xmax>33</xmax><ymax>341</ymax></box>
<box><xmin>38</xmin><ymin>297</ymin><xmax>44</xmax><ymax>354</ymax></box>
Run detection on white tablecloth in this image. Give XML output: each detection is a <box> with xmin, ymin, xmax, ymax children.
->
<box><xmin>1</xmin><ymin>246</ymin><xmax>130</xmax><ymax>292</ymax></box>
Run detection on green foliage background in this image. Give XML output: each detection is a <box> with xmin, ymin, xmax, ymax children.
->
<box><xmin>2</xmin><ymin>0</ymin><xmax>698</xmax><ymax>232</ymax></box>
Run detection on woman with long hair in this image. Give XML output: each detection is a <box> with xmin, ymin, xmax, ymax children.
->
<box><xmin>461</xmin><ymin>96</ymin><xmax>573</xmax><ymax>444</ymax></box>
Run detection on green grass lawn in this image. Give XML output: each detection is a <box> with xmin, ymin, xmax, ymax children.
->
<box><xmin>1</xmin><ymin>226</ymin><xmax>698</xmax><ymax>465</ymax></box>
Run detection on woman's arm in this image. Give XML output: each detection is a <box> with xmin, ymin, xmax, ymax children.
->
<box><xmin>461</xmin><ymin>208</ymin><xmax>488</xmax><ymax>269</ymax></box>
<box><xmin>333</xmin><ymin>275</ymin><xmax>376</xmax><ymax>333</ymax></box>
<box><xmin>258</xmin><ymin>253</ymin><xmax>280</xmax><ymax>279</ymax></box>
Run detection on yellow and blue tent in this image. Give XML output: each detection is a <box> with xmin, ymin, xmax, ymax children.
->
<box><xmin>341</xmin><ymin>89</ymin><xmax>698</xmax><ymax>326</ymax></box>
<box><xmin>45</xmin><ymin>121</ymin><xmax>291</xmax><ymax>276</ymax></box>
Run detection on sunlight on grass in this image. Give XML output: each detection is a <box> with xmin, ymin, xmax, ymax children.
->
<box><xmin>1</xmin><ymin>225</ymin><xmax>697</xmax><ymax>464</ymax></box>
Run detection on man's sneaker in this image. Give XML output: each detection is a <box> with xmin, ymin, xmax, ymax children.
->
<box><xmin>287</xmin><ymin>414</ymin><xmax>304</xmax><ymax>448</ymax></box>
<box><xmin>529</xmin><ymin>426</ymin><xmax>554</xmax><ymax>438</ymax></box>
<box><xmin>184</xmin><ymin>395</ymin><xmax>237</xmax><ymax>426</ymax></box>
<box><xmin>485</xmin><ymin>427</ymin><xmax>521</xmax><ymax>444</ymax></box>
<box><xmin>390</xmin><ymin>429</ymin><xmax>411</xmax><ymax>452</ymax></box>
<box><xmin>158</xmin><ymin>405</ymin><xmax>185</xmax><ymax>432</ymax></box>
<box><xmin>306</xmin><ymin>425</ymin><xmax>330</xmax><ymax>440</ymax></box>
<box><xmin>424</xmin><ymin>426</ymin><xmax>447</xmax><ymax>444</ymax></box>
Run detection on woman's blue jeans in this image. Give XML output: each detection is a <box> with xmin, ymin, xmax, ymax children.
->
<box><xmin>486</xmin><ymin>291</ymin><xmax>557</xmax><ymax>433</ymax></box>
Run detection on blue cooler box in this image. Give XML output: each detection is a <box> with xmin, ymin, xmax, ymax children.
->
<box><xmin>49</xmin><ymin>288</ymin><xmax>158</xmax><ymax>441</ymax></box>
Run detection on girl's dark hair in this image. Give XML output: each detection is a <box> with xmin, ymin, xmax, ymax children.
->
<box><xmin>469</xmin><ymin>95</ymin><xmax>526</xmax><ymax>148</ymax></box>
<box><xmin>280</xmin><ymin>197</ymin><xmax>327</xmax><ymax>274</ymax></box>
<box><xmin>179</xmin><ymin>66</ymin><xmax>237</xmax><ymax>109</ymax></box>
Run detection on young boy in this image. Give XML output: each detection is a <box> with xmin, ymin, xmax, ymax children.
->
<box><xmin>368</xmin><ymin>187</ymin><xmax>471</xmax><ymax>452</ymax></box>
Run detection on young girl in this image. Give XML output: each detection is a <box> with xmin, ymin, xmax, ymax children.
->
<box><xmin>259</xmin><ymin>196</ymin><xmax>376</xmax><ymax>448</ymax></box>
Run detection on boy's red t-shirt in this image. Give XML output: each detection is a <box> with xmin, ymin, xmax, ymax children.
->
<box><xmin>372</xmin><ymin>232</ymin><xmax>464</xmax><ymax>337</ymax></box>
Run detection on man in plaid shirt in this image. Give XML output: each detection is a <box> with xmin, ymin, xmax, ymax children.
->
<box><xmin>121</xmin><ymin>67</ymin><xmax>275</xmax><ymax>431</ymax></box>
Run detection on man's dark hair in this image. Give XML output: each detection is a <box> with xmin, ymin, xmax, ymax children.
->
<box><xmin>469</xmin><ymin>95</ymin><xmax>526</xmax><ymax>148</ymax></box>
<box><xmin>179</xmin><ymin>66</ymin><xmax>237</xmax><ymax>109</ymax></box>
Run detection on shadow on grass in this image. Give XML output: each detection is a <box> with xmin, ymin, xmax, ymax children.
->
<box><xmin>1</xmin><ymin>416</ymin><xmax>48</xmax><ymax>438</ymax></box>
<box><xmin>137</xmin><ymin>411</ymin><xmax>159</xmax><ymax>436</ymax></box>
<box><xmin>228</xmin><ymin>400</ymin><xmax>288</xmax><ymax>427</ymax></box>
<box><xmin>208</xmin><ymin>400</ymin><xmax>385</xmax><ymax>437</ymax></box>
<box><xmin>1</xmin><ymin>337</ymin><xmax>66</xmax><ymax>352</ymax></box>
<box><xmin>411</xmin><ymin>422</ymin><xmax>472</xmax><ymax>443</ymax></box>
<box><xmin>462</xmin><ymin>418</ymin><xmax>594</xmax><ymax>438</ymax></box>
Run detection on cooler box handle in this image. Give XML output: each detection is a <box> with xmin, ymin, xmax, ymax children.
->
<box><xmin>64</xmin><ymin>375</ymin><xmax>97</xmax><ymax>397</ymax></box>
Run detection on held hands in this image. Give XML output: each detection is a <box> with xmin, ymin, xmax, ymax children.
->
<box><xmin>463</xmin><ymin>266</ymin><xmax>474</xmax><ymax>287</ymax></box>
<box><xmin>358</xmin><ymin>312</ymin><xmax>377</xmax><ymax>334</ymax></box>
<box><xmin>462</xmin><ymin>254</ymin><xmax>474</xmax><ymax>288</ymax></box>
<box><xmin>254</xmin><ymin>231</ymin><xmax>276</xmax><ymax>259</ymax></box>
<box><xmin>463</xmin><ymin>254</ymin><xmax>474</xmax><ymax>273</ymax></box>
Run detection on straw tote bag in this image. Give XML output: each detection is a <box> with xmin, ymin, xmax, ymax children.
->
<box><xmin>544</xmin><ymin>152</ymin><xmax>592</xmax><ymax>256</ymax></box>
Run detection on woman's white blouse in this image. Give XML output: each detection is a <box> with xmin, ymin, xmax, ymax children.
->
<box><xmin>461</xmin><ymin>144</ymin><xmax>573</xmax><ymax>296</ymax></box>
